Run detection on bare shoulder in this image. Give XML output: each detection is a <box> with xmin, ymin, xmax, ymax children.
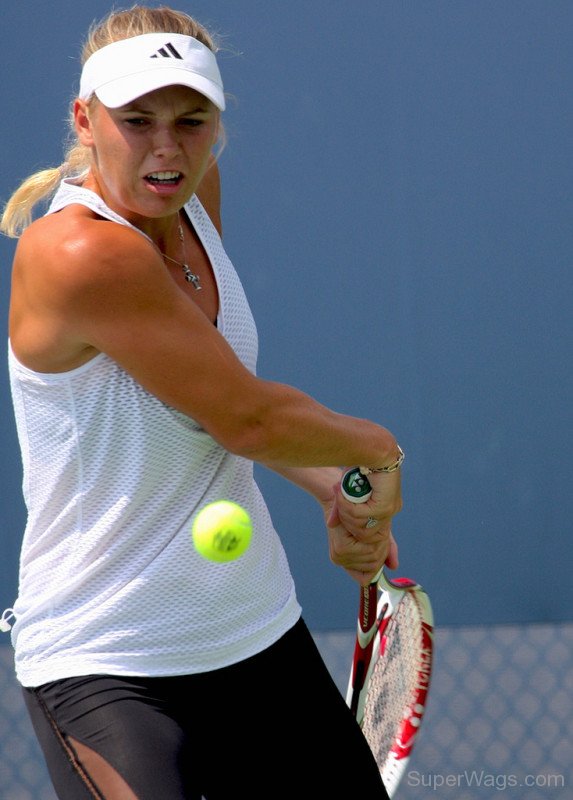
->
<box><xmin>15</xmin><ymin>207</ymin><xmax>169</xmax><ymax>321</ymax></box>
<box><xmin>20</xmin><ymin>206</ymin><xmax>153</xmax><ymax>275</ymax></box>
<box><xmin>195</xmin><ymin>157</ymin><xmax>222</xmax><ymax>234</ymax></box>
<box><xmin>10</xmin><ymin>206</ymin><xmax>176</xmax><ymax>371</ymax></box>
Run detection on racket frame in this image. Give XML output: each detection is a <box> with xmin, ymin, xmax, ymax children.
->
<box><xmin>346</xmin><ymin>570</ymin><xmax>434</xmax><ymax>795</ymax></box>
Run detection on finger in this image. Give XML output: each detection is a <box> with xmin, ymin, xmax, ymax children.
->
<box><xmin>331</xmin><ymin>538</ymin><xmax>389</xmax><ymax>573</ymax></box>
<box><xmin>384</xmin><ymin>532</ymin><xmax>399</xmax><ymax>570</ymax></box>
<box><xmin>335</xmin><ymin>506</ymin><xmax>389</xmax><ymax>538</ymax></box>
<box><xmin>351</xmin><ymin>520</ymin><xmax>393</xmax><ymax>545</ymax></box>
<box><xmin>326</xmin><ymin>502</ymin><xmax>341</xmax><ymax>528</ymax></box>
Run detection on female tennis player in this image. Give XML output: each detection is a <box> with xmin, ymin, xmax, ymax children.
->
<box><xmin>1</xmin><ymin>6</ymin><xmax>402</xmax><ymax>798</ymax></box>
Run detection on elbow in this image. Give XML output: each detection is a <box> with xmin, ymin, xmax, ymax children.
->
<box><xmin>215</xmin><ymin>416</ymin><xmax>276</xmax><ymax>463</ymax></box>
<box><xmin>207</xmin><ymin>394</ymin><xmax>287</xmax><ymax>463</ymax></box>
<box><xmin>199</xmin><ymin>379</ymin><xmax>301</xmax><ymax>464</ymax></box>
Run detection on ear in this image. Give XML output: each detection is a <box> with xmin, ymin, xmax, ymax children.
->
<box><xmin>74</xmin><ymin>99</ymin><xmax>95</xmax><ymax>147</ymax></box>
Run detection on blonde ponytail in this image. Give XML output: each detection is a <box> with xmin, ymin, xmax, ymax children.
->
<box><xmin>1</xmin><ymin>131</ymin><xmax>92</xmax><ymax>238</ymax></box>
<box><xmin>1</xmin><ymin>168</ymin><xmax>62</xmax><ymax>239</ymax></box>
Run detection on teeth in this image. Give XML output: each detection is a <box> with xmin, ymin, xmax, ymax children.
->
<box><xmin>147</xmin><ymin>171</ymin><xmax>181</xmax><ymax>181</ymax></box>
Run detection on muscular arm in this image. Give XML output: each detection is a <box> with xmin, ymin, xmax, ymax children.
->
<box><xmin>13</xmin><ymin>224</ymin><xmax>397</xmax><ymax>473</ymax></box>
<box><xmin>11</xmin><ymin>155</ymin><xmax>399</xmax><ymax>479</ymax></box>
<box><xmin>89</xmin><ymin>258</ymin><xmax>396</xmax><ymax>467</ymax></box>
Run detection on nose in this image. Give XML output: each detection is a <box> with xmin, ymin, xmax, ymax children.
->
<box><xmin>151</xmin><ymin>125</ymin><xmax>181</xmax><ymax>158</ymax></box>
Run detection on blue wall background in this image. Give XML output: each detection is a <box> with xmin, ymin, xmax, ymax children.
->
<box><xmin>1</xmin><ymin>1</ymin><xmax>571</xmax><ymax>630</ymax></box>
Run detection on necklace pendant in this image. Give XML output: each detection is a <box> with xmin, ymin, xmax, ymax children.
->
<box><xmin>182</xmin><ymin>264</ymin><xmax>202</xmax><ymax>290</ymax></box>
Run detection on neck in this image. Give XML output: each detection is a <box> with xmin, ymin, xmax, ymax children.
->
<box><xmin>80</xmin><ymin>170</ymin><xmax>184</xmax><ymax>247</ymax></box>
<box><xmin>153</xmin><ymin>212</ymin><xmax>183</xmax><ymax>254</ymax></box>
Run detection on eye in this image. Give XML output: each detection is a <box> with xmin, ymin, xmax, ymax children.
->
<box><xmin>124</xmin><ymin>117</ymin><xmax>150</xmax><ymax>127</ymax></box>
<box><xmin>178</xmin><ymin>117</ymin><xmax>204</xmax><ymax>127</ymax></box>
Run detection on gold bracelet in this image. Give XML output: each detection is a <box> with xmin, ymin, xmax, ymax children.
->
<box><xmin>360</xmin><ymin>445</ymin><xmax>405</xmax><ymax>475</ymax></box>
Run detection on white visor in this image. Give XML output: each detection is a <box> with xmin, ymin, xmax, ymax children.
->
<box><xmin>79</xmin><ymin>33</ymin><xmax>225</xmax><ymax>111</ymax></box>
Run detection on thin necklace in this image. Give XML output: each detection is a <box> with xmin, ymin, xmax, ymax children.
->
<box><xmin>159</xmin><ymin>214</ymin><xmax>202</xmax><ymax>291</ymax></box>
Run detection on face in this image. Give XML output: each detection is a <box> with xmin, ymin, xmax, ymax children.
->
<box><xmin>74</xmin><ymin>84</ymin><xmax>219</xmax><ymax>229</ymax></box>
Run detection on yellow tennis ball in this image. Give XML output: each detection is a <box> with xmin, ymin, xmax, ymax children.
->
<box><xmin>191</xmin><ymin>501</ymin><xmax>252</xmax><ymax>562</ymax></box>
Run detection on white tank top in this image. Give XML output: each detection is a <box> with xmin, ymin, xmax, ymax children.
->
<box><xmin>8</xmin><ymin>180</ymin><xmax>300</xmax><ymax>686</ymax></box>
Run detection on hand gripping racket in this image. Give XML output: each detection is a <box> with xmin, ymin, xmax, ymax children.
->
<box><xmin>341</xmin><ymin>467</ymin><xmax>434</xmax><ymax>798</ymax></box>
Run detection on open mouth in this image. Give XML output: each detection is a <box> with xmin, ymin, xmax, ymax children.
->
<box><xmin>145</xmin><ymin>171</ymin><xmax>183</xmax><ymax>186</ymax></box>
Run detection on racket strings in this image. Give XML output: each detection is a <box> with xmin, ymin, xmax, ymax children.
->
<box><xmin>361</xmin><ymin>594</ymin><xmax>423</xmax><ymax>767</ymax></box>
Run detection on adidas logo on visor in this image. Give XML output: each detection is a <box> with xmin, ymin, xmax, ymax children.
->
<box><xmin>78</xmin><ymin>34</ymin><xmax>225</xmax><ymax>111</ymax></box>
<box><xmin>150</xmin><ymin>42</ymin><xmax>183</xmax><ymax>59</ymax></box>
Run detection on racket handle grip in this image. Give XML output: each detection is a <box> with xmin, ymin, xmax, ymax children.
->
<box><xmin>340</xmin><ymin>467</ymin><xmax>373</xmax><ymax>503</ymax></box>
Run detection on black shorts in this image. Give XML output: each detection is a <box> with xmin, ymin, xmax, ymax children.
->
<box><xmin>23</xmin><ymin>619</ymin><xmax>388</xmax><ymax>799</ymax></box>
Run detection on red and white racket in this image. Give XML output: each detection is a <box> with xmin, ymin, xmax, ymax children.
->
<box><xmin>341</xmin><ymin>467</ymin><xmax>434</xmax><ymax>798</ymax></box>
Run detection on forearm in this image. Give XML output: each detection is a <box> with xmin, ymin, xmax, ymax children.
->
<box><xmin>263</xmin><ymin>464</ymin><xmax>343</xmax><ymax>505</ymax></box>
<box><xmin>222</xmin><ymin>379</ymin><xmax>399</xmax><ymax>472</ymax></box>
<box><xmin>60</xmin><ymin>244</ymin><xmax>397</xmax><ymax>471</ymax></box>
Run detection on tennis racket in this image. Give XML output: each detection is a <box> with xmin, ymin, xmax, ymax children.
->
<box><xmin>341</xmin><ymin>467</ymin><xmax>434</xmax><ymax>798</ymax></box>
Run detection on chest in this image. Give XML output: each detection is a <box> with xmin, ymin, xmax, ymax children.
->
<box><xmin>165</xmin><ymin>221</ymin><xmax>220</xmax><ymax>325</ymax></box>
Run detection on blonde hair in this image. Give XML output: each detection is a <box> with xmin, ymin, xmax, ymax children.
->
<box><xmin>1</xmin><ymin>5</ymin><xmax>222</xmax><ymax>238</ymax></box>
